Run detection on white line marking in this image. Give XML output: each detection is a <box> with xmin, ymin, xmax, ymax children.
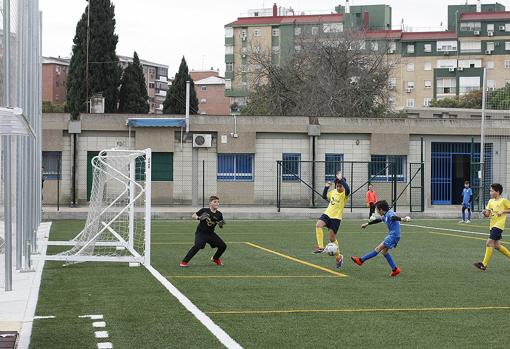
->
<box><xmin>33</xmin><ymin>316</ymin><xmax>55</xmax><ymax>320</ymax></box>
<box><xmin>145</xmin><ymin>264</ymin><xmax>242</xmax><ymax>349</ymax></box>
<box><xmin>79</xmin><ymin>315</ymin><xmax>104</xmax><ymax>320</ymax></box>
<box><xmin>404</xmin><ymin>223</ymin><xmax>489</xmax><ymax>236</ymax></box>
<box><xmin>97</xmin><ymin>343</ymin><xmax>113</xmax><ymax>349</ymax></box>
<box><xmin>92</xmin><ymin>321</ymin><xmax>106</xmax><ymax>328</ymax></box>
<box><xmin>95</xmin><ymin>331</ymin><xmax>109</xmax><ymax>339</ymax></box>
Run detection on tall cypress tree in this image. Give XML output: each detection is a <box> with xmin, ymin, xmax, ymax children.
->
<box><xmin>118</xmin><ymin>52</ymin><xmax>149</xmax><ymax>113</ymax></box>
<box><xmin>163</xmin><ymin>57</ymin><xmax>199</xmax><ymax>115</ymax></box>
<box><xmin>66</xmin><ymin>0</ymin><xmax>121</xmax><ymax>117</ymax></box>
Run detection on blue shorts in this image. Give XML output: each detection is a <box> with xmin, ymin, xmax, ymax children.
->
<box><xmin>489</xmin><ymin>227</ymin><xmax>503</xmax><ymax>241</ymax></box>
<box><xmin>462</xmin><ymin>203</ymin><xmax>471</xmax><ymax>209</ymax></box>
<box><xmin>383</xmin><ymin>235</ymin><xmax>400</xmax><ymax>249</ymax></box>
<box><xmin>319</xmin><ymin>214</ymin><xmax>341</xmax><ymax>234</ymax></box>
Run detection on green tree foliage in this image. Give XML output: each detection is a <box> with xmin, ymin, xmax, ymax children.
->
<box><xmin>163</xmin><ymin>57</ymin><xmax>199</xmax><ymax>115</ymax></box>
<box><xmin>430</xmin><ymin>90</ymin><xmax>483</xmax><ymax>109</ymax></box>
<box><xmin>118</xmin><ymin>52</ymin><xmax>149</xmax><ymax>113</ymax></box>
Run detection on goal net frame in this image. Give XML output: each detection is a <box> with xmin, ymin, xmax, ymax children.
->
<box><xmin>44</xmin><ymin>148</ymin><xmax>152</xmax><ymax>265</ymax></box>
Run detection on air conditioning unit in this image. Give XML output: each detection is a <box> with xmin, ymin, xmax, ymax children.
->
<box><xmin>193</xmin><ymin>134</ymin><xmax>212</xmax><ymax>148</ymax></box>
<box><xmin>388</xmin><ymin>49</ymin><xmax>395</xmax><ymax>54</ymax></box>
<box><xmin>499</xmin><ymin>25</ymin><xmax>506</xmax><ymax>31</ymax></box>
<box><xmin>241</xmin><ymin>36</ymin><xmax>247</xmax><ymax>41</ymax></box>
<box><xmin>485</xmin><ymin>50</ymin><xmax>492</xmax><ymax>55</ymax></box>
<box><xmin>458</xmin><ymin>66</ymin><xmax>464</xmax><ymax>71</ymax></box>
<box><xmin>448</xmin><ymin>67</ymin><xmax>456</xmax><ymax>72</ymax></box>
<box><xmin>474</xmin><ymin>30</ymin><xmax>480</xmax><ymax>36</ymax></box>
<box><xmin>488</xmin><ymin>31</ymin><xmax>494</xmax><ymax>37</ymax></box>
<box><xmin>241</xmin><ymin>54</ymin><xmax>246</xmax><ymax>58</ymax></box>
<box><xmin>406</xmin><ymin>87</ymin><xmax>413</xmax><ymax>93</ymax></box>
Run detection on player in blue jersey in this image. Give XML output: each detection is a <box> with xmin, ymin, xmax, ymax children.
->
<box><xmin>351</xmin><ymin>200</ymin><xmax>410</xmax><ymax>277</ymax></box>
<box><xmin>460</xmin><ymin>180</ymin><xmax>473</xmax><ymax>223</ymax></box>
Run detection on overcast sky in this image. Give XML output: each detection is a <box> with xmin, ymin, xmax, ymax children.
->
<box><xmin>40</xmin><ymin>0</ymin><xmax>509</xmax><ymax>76</ymax></box>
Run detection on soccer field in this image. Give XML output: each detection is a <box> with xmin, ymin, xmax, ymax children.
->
<box><xmin>30</xmin><ymin>218</ymin><xmax>510</xmax><ymax>348</ymax></box>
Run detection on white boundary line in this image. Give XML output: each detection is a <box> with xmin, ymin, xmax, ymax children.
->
<box><xmin>18</xmin><ymin>222</ymin><xmax>52</xmax><ymax>349</ymax></box>
<box><xmin>145</xmin><ymin>265</ymin><xmax>242</xmax><ymax>349</ymax></box>
<box><xmin>404</xmin><ymin>223</ymin><xmax>489</xmax><ymax>236</ymax></box>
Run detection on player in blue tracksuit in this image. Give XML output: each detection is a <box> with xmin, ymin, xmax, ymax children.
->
<box><xmin>460</xmin><ymin>181</ymin><xmax>473</xmax><ymax>223</ymax></box>
<box><xmin>351</xmin><ymin>200</ymin><xmax>410</xmax><ymax>277</ymax></box>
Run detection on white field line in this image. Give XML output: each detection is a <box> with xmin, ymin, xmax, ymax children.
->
<box><xmin>404</xmin><ymin>223</ymin><xmax>489</xmax><ymax>236</ymax></box>
<box><xmin>92</xmin><ymin>321</ymin><xmax>106</xmax><ymax>328</ymax></box>
<box><xmin>33</xmin><ymin>316</ymin><xmax>55</xmax><ymax>320</ymax></box>
<box><xmin>95</xmin><ymin>331</ymin><xmax>109</xmax><ymax>339</ymax></box>
<box><xmin>145</xmin><ymin>264</ymin><xmax>242</xmax><ymax>349</ymax></box>
<box><xmin>79</xmin><ymin>314</ymin><xmax>104</xmax><ymax>320</ymax></box>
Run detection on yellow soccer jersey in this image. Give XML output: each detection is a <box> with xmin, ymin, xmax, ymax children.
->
<box><xmin>486</xmin><ymin>198</ymin><xmax>510</xmax><ymax>230</ymax></box>
<box><xmin>323</xmin><ymin>189</ymin><xmax>349</xmax><ymax>220</ymax></box>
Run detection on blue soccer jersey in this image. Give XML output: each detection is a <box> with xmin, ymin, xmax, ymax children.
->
<box><xmin>462</xmin><ymin>188</ymin><xmax>472</xmax><ymax>205</ymax></box>
<box><xmin>381</xmin><ymin>210</ymin><xmax>401</xmax><ymax>238</ymax></box>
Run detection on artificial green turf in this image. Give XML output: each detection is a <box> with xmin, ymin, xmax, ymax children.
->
<box><xmin>30</xmin><ymin>218</ymin><xmax>510</xmax><ymax>348</ymax></box>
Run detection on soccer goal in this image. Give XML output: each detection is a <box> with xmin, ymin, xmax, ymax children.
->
<box><xmin>45</xmin><ymin>148</ymin><xmax>151</xmax><ymax>265</ymax></box>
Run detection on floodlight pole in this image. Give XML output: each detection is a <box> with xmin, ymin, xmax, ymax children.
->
<box><xmin>479</xmin><ymin>68</ymin><xmax>487</xmax><ymax>209</ymax></box>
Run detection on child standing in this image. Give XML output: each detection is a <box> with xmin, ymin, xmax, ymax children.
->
<box><xmin>180</xmin><ymin>196</ymin><xmax>227</xmax><ymax>267</ymax></box>
<box><xmin>366</xmin><ymin>184</ymin><xmax>377</xmax><ymax>219</ymax></box>
<box><xmin>473</xmin><ymin>183</ymin><xmax>510</xmax><ymax>271</ymax></box>
<box><xmin>460</xmin><ymin>181</ymin><xmax>473</xmax><ymax>223</ymax></box>
<box><xmin>351</xmin><ymin>200</ymin><xmax>410</xmax><ymax>277</ymax></box>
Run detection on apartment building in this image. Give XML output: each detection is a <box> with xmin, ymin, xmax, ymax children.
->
<box><xmin>42</xmin><ymin>57</ymin><xmax>69</xmax><ymax>105</ymax></box>
<box><xmin>225</xmin><ymin>2</ymin><xmax>510</xmax><ymax>111</ymax></box>
<box><xmin>190</xmin><ymin>69</ymin><xmax>230</xmax><ymax>115</ymax></box>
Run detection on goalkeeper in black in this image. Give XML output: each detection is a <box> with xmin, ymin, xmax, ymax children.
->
<box><xmin>180</xmin><ymin>196</ymin><xmax>227</xmax><ymax>267</ymax></box>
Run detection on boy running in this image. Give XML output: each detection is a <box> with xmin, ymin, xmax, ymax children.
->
<box><xmin>351</xmin><ymin>200</ymin><xmax>410</xmax><ymax>277</ymax></box>
<box><xmin>460</xmin><ymin>180</ymin><xmax>473</xmax><ymax>223</ymax></box>
<box><xmin>180</xmin><ymin>196</ymin><xmax>227</xmax><ymax>267</ymax></box>
<box><xmin>313</xmin><ymin>172</ymin><xmax>350</xmax><ymax>268</ymax></box>
<box><xmin>473</xmin><ymin>183</ymin><xmax>510</xmax><ymax>271</ymax></box>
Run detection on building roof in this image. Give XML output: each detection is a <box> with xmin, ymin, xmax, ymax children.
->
<box><xmin>195</xmin><ymin>76</ymin><xmax>225</xmax><ymax>85</ymax></box>
<box><xmin>460</xmin><ymin>11</ymin><xmax>510</xmax><ymax>21</ymax></box>
<box><xmin>42</xmin><ymin>56</ymin><xmax>70</xmax><ymax>66</ymax></box>
<box><xmin>118</xmin><ymin>55</ymin><xmax>168</xmax><ymax>69</ymax></box>
<box><xmin>400</xmin><ymin>31</ymin><xmax>457</xmax><ymax>42</ymax></box>
<box><xmin>364</xmin><ymin>30</ymin><xmax>402</xmax><ymax>40</ymax></box>
<box><xmin>126</xmin><ymin>118</ymin><xmax>186</xmax><ymax>128</ymax></box>
<box><xmin>226</xmin><ymin>13</ymin><xmax>343</xmax><ymax>27</ymax></box>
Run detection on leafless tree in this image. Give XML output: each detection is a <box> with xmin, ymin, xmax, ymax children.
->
<box><xmin>241</xmin><ymin>30</ymin><xmax>399</xmax><ymax>117</ymax></box>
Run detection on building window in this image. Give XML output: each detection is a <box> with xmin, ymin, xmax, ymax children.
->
<box><xmin>388</xmin><ymin>41</ymin><xmax>397</xmax><ymax>52</ymax></box>
<box><xmin>437</xmin><ymin>77</ymin><xmax>456</xmax><ymax>94</ymax></box>
<box><xmin>460</xmin><ymin>41</ymin><xmax>481</xmax><ymax>53</ymax></box>
<box><xmin>505</xmin><ymin>23</ymin><xmax>510</xmax><ymax>32</ymax></box>
<box><xmin>42</xmin><ymin>151</ymin><xmax>62</xmax><ymax>180</ymax></box>
<box><xmin>424</xmin><ymin>62</ymin><xmax>432</xmax><ymax>71</ymax></box>
<box><xmin>311</xmin><ymin>26</ymin><xmax>319</xmax><ymax>35</ymax></box>
<box><xmin>226</xmin><ymin>63</ymin><xmax>234</xmax><ymax>72</ymax></box>
<box><xmin>424</xmin><ymin>98</ymin><xmax>432</xmax><ymax>107</ymax></box>
<box><xmin>436</xmin><ymin>59</ymin><xmax>457</xmax><ymax>68</ymax></box>
<box><xmin>295</xmin><ymin>27</ymin><xmax>302</xmax><ymax>36</ymax></box>
<box><xmin>225</xmin><ymin>79</ymin><xmax>232</xmax><ymax>90</ymax></box>
<box><xmin>200</xmin><ymin>98</ymin><xmax>207</xmax><ymax>104</ymax></box>
<box><xmin>370</xmin><ymin>155</ymin><xmax>406</xmax><ymax>182</ymax></box>
<box><xmin>460</xmin><ymin>21</ymin><xmax>481</xmax><ymax>31</ymax></box>
<box><xmin>388</xmin><ymin>96</ymin><xmax>396</xmax><ymax>105</ymax></box>
<box><xmin>486</xmin><ymin>41</ymin><xmax>495</xmax><ymax>52</ymax></box>
<box><xmin>241</xmin><ymin>64</ymin><xmax>248</xmax><ymax>73</ymax></box>
<box><xmin>407</xmin><ymin>81</ymin><xmax>415</xmax><ymax>89</ymax></box>
<box><xmin>487</xmin><ymin>80</ymin><xmax>496</xmax><ymax>91</ymax></box>
<box><xmin>282</xmin><ymin>153</ymin><xmax>301</xmax><ymax>182</ymax></box>
<box><xmin>217</xmin><ymin>154</ymin><xmax>254</xmax><ymax>181</ymax></box>
<box><xmin>323</xmin><ymin>23</ymin><xmax>343</xmax><ymax>33</ymax></box>
<box><xmin>272</xmin><ymin>46</ymin><xmax>280</xmax><ymax>53</ymax></box>
<box><xmin>505</xmin><ymin>60</ymin><xmax>510</xmax><ymax>69</ymax></box>
<box><xmin>294</xmin><ymin>45</ymin><xmax>301</xmax><ymax>52</ymax></box>
<box><xmin>225</xmin><ymin>27</ymin><xmax>234</xmax><ymax>38</ymax></box>
<box><xmin>55</xmin><ymin>66</ymin><xmax>61</xmax><ymax>74</ymax></box>
<box><xmin>407</xmin><ymin>44</ymin><xmax>415</xmax><ymax>54</ymax></box>
<box><xmin>371</xmin><ymin>41</ymin><xmax>378</xmax><ymax>51</ymax></box>
<box><xmin>254</xmin><ymin>28</ymin><xmax>261</xmax><ymax>37</ymax></box>
<box><xmin>424</xmin><ymin>80</ymin><xmax>432</xmax><ymax>88</ymax></box>
<box><xmin>459</xmin><ymin>77</ymin><xmax>481</xmax><ymax>94</ymax></box>
<box><xmin>424</xmin><ymin>44</ymin><xmax>432</xmax><ymax>53</ymax></box>
<box><xmin>437</xmin><ymin>40</ymin><xmax>457</xmax><ymax>52</ymax></box>
<box><xmin>487</xmin><ymin>23</ymin><xmax>495</xmax><ymax>32</ymax></box>
<box><xmin>486</xmin><ymin>61</ymin><xmax>495</xmax><ymax>69</ymax></box>
<box><xmin>137</xmin><ymin>152</ymin><xmax>173</xmax><ymax>181</ymax></box>
<box><xmin>225</xmin><ymin>45</ymin><xmax>233</xmax><ymax>54</ymax></box>
<box><xmin>406</xmin><ymin>63</ymin><xmax>414</xmax><ymax>72</ymax></box>
<box><xmin>200</xmin><ymin>86</ymin><xmax>207</xmax><ymax>91</ymax></box>
<box><xmin>388</xmin><ymin>78</ymin><xmax>397</xmax><ymax>89</ymax></box>
<box><xmin>148</xmin><ymin>82</ymin><xmax>155</xmax><ymax>89</ymax></box>
<box><xmin>272</xmin><ymin>28</ymin><xmax>280</xmax><ymax>36</ymax></box>
<box><xmin>253</xmin><ymin>46</ymin><xmax>261</xmax><ymax>54</ymax></box>
<box><xmin>325</xmin><ymin>153</ymin><xmax>344</xmax><ymax>181</ymax></box>
<box><xmin>407</xmin><ymin>99</ymin><xmax>415</xmax><ymax>108</ymax></box>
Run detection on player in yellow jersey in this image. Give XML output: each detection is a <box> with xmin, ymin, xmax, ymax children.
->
<box><xmin>474</xmin><ymin>183</ymin><xmax>510</xmax><ymax>271</ymax></box>
<box><xmin>313</xmin><ymin>172</ymin><xmax>350</xmax><ymax>268</ymax></box>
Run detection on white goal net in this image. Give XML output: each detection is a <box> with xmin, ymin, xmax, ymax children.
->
<box><xmin>45</xmin><ymin>148</ymin><xmax>151</xmax><ymax>265</ymax></box>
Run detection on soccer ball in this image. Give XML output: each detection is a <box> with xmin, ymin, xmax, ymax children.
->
<box><xmin>323</xmin><ymin>242</ymin><xmax>338</xmax><ymax>256</ymax></box>
<box><xmin>369</xmin><ymin>214</ymin><xmax>377</xmax><ymax>222</ymax></box>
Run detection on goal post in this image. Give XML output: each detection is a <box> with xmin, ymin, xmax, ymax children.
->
<box><xmin>44</xmin><ymin>148</ymin><xmax>152</xmax><ymax>266</ymax></box>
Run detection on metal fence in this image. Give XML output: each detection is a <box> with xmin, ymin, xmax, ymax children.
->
<box><xmin>1</xmin><ymin>0</ymin><xmax>42</xmax><ymax>292</ymax></box>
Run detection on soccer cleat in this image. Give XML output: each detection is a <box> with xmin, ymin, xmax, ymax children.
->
<box><xmin>473</xmin><ymin>262</ymin><xmax>486</xmax><ymax>271</ymax></box>
<box><xmin>390</xmin><ymin>267</ymin><xmax>401</xmax><ymax>277</ymax></box>
<box><xmin>212</xmin><ymin>258</ymin><xmax>223</xmax><ymax>266</ymax></box>
<box><xmin>335</xmin><ymin>254</ymin><xmax>344</xmax><ymax>268</ymax></box>
<box><xmin>312</xmin><ymin>247</ymin><xmax>324</xmax><ymax>254</ymax></box>
<box><xmin>351</xmin><ymin>256</ymin><xmax>363</xmax><ymax>266</ymax></box>
<box><xmin>459</xmin><ymin>220</ymin><xmax>465</xmax><ymax>223</ymax></box>
<box><xmin>466</xmin><ymin>220</ymin><xmax>471</xmax><ymax>223</ymax></box>
<box><xmin>179</xmin><ymin>261</ymin><xmax>189</xmax><ymax>267</ymax></box>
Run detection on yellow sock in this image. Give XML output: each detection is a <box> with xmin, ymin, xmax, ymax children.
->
<box><xmin>497</xmin><ymin>245</ymin><xmax>510</xmax><ymax>259</ymax></box>
<box><xmin>333</xmin><ymin>239</ymin><xmax>341</xmax><ymax>257</ymax></box>
<box><xmin>315</xmin><ymin>228</ymin><xmax>324</xmax><ymax>248</ymax></box>
<box><xmin>482</xmin><ymin>247</ymin><xmax>494</xmax><ymax>267</ymax></box>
